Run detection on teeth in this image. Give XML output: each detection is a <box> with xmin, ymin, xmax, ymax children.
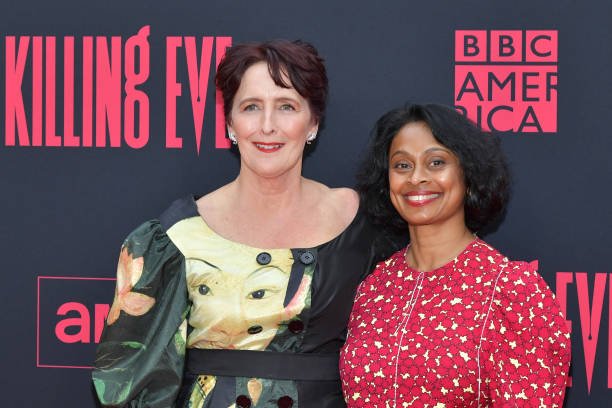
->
<box><xmin>255</xmin><ymin>144</ymin><xmax>282</xmax><ymax>150</ymax></box>
<box><xmin>407</xmin><ymin>194</ymin><xmax>439</xmax><ymax>201</ymax></box>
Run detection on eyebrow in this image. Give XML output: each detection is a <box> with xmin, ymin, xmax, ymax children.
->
<box><xmin>275</xmin><ymin>96</ymin><xmax>300</xmax><ymax>102</ymax></box>
<box><xmin>248</xmin><ymin>265</ymin><xmax>287</xmax><ymax>279</ymax></box>
<box><xmin>186</xmin><ymin>257</ymin><xmax>220</xmax><ymax>270</ymax></box>
<box><xmin>238</xmin><ymin>88</ymin><xmax>301</xmax><ymax>105</ymax></box>
<box><xmin>187</xmin><ymin>258</ymin><xmax>287</xmax><ymax>278</ymax></box>
<box><xmin>238</xmin><ymin>95</ymin><xmax>301</xmax><ymax>104</ymax></box>
<box><xmin>390</xmin><ymin>147</ymin><xmax>450</xmax><ymax>158</ymax></box>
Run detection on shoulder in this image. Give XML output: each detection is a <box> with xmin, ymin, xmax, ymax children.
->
<box><xmin>306</xmin><ymin>182</ymin><xmax>359</xmax><ymax>225</ymax></box>
<box><xmin>469</xmin><ymin>240</ymin><xmax>546</xmax><ymax>301</ymax></box>
<box><xmin>463</xmin><ymin>240</ymin><xmax>556</xmax><ymax>311</ymax></box>
<box><xmin>484</xmin><ymin>252</ymin><xmax>564</xmax><ymax>335</ymax></box>
<box><xmin>122</xmin><ymin>195</ymin><xmax>200</xmax><ymax>256</ymax></box>
<box><xmin>498</xmin><ymin>260</ymin><xmax>542</xmax><ymax>290</ymax></box>
<box><xmin>326</xmin><ymin>186</ymin><xmax>359</xmax><ymax>207</ymax></box>
<box><xmin>159</xmin><ymin>195</ymin><xmax>200</xmax><ymax>231</ymax></box>
<box><xmin>326</xmin><ymin>187</ymin><xmax>360</xmax><ymax>226</ymax></box>
<box><xmin>484</xmin><ymin>256</ymin><xmax>571</xmax><ymax>367</ymax></box>
<box><xmin>119</xmin><ymin>219</ymin><xmax>180</xmax><ymax>277</ymax></box>
<box><xmin>315</xmin><ymin>183</ymin><xmax>405</xmax><ymax>249</ymax></box>
<box><xmin>362</xmin><ymin>248</ymin><xmax>407</xmax><ymax>284</ymax></box>
<box><xmin>194</xmin><ymin>183</ymin><xmax>232</xmax><ymax>219</ymax></box>
<box><xmin>466</xmin><ymin>239</ymin><xmax>507</xmax><ymax>267</ymax></box>
<box><xmin>301</xmin><ymin>181</ymin><xmax>361</xmax><ymax>242</ymax></box>
<box><xmin>377</xmin><ymin>247</ymin><xmax>407</xmax><ymax>271</ymax></box>
<box><xmin>474</xmin><ymin>239</ymin><xmax>547</xmax><ymax>299</ymax></box>
<box><xmin>495</xmin><ymin>259</ymin><xmax>559</xmax><ymax>314</ymax></box>
<box><xmin>492</xmin><ymin>260</ymin><xmax>543</xmax><ymax>307</ymax></box>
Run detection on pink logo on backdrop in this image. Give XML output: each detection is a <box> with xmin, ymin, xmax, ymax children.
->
<box><xmin>37</xmin><ymin>276</ymin><xmax>114</xmax><ymax>369</ymax></box>
<box><xmin>3</xmin><ymin>27</ymin><xmax>232</xmax><ymax>153</ymax></box>
<box><xmin>454</xmin><ymin>30</ymin><xmax>558</xmax><ymax>133</ymax></box>
<box><xmin>556</xmin><ymin>272</ymin><xmax>612</xmax><ymax>394</ymax></box>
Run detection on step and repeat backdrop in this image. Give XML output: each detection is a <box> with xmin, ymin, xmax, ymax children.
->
<box><xmin>1</xmin><ymin>0</ymin><xmax>610</xmax><ymax>406</ymax></box>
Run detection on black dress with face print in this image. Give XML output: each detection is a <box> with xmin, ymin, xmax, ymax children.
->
<box><xmin>93</xmin><ymin>195</ymin><xmax>405</xmax><ymax>408</ymax></box>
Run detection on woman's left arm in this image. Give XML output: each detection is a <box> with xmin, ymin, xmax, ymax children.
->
<box><xmin>480</xmin><ymin>261</ymin><xmax>571</xmax><ymax>407</ymax></box>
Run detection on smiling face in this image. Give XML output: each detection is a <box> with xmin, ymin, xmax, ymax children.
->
<box><xmin>227</xmin><ymin>62</ymin><xmax>318</xmax><ymax>179</ymax></box>
<box><xmin>388</xmin><ymin>121</ymin><xmax>466</xmax><ymax>229</ymax></box>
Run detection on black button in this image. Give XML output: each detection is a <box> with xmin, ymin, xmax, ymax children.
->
<box><xmin>256</xmin><ymin>252</ymin><xmax>272</xmax><ymax>265</ymax></box>
<box><xmin>288</xmin><ymin>319</ymin><xmax>304</xmax><ymax>334</ymax></box>
<box><xmin>299</xmin><ymin>251</ymin><xmax>314</xmax><ymax>265</ymax></box>
<box><xmin>277</xmin><ymin>396</ymin><xmax>294</xmax><ymax>408</ymax></box>
<box><xmin>236</xmin><ymin>395</ymin><xmax>252</xmax><ymax>408</ymax></box>
<box><xmin>247</xmin><ymin>325</ymin><xmax>263</xmax><ymax>334</ymax></box>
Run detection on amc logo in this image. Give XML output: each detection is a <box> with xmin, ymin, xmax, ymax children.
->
<box><xmin>37</xmin><ymin>276</ymin><xmax>115</xmax><ymax>369</ymax></box>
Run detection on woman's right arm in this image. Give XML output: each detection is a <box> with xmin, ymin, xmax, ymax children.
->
<box><xmin>93</xmin><ymin>221</ymin><xmax>190</xmax><ymax>408</ymax></box>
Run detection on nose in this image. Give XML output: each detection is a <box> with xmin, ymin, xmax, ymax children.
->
<box><xmin>213</xmin><ymin>315</ymin><xmax>247</xmax><ymax>338</ymax></box>
<box><xmin>261</xmin><ymin>108</ymin><xmax>276</xmax><ymax>135</ymax></box>
<box><xmin>409</xmin><ymin>165</ymin><xmax>428</xmax><ymax>185</ymax></box>
<box><xmin>211</xmin><ymin>300</ymin><xmax>247</xmax><ymax>337</ymax></box>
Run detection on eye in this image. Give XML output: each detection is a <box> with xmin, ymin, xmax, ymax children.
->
<box><xmin>249</xmin><ymin>289</ymin><xmax>266</xmax><ymax>299</ymax></box>
<box><xmin>243</xmin><ymin>103</ymin><xmax>259</xmax><ymax>112</ymax></box>
<box><xmin>392</xmin><ymin>161</ymin><xmax>413</xmax><ymax>170</ymax></box>
<box><xmin>198</xmin><ymin>284</ymin><xmax>211</xmax><ymax>295</ymax></box>
<box><xmin>430</xmin><ymin>159</ymin><xmax>446</xmax><ymax>167</ymax></box>
<box><xmin>279</xmin><ymin>103</ymin><xmax>296</xmax><ymax>111</ymax></box>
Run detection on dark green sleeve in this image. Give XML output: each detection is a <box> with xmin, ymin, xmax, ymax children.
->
<box><xmin>93</xmin><ymin>220</ymin><xmax>189</xmax><ymax>408</ymax></box>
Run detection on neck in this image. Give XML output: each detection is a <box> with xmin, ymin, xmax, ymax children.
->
<box><xmin>406</xmin><ymin>218</ymin><xmax>475</xmax><ymax>272</ymax></box>
<box><xmin>231</xmin><ymin>163</ymin><xmax>306</xmax><ymax>213</ymax></box>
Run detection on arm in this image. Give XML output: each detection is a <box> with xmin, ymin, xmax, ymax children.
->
<box><xmin>480</xmin><ymin>261</ymin><xmax>571</xmax><ymax>407</ymax></box>
<box><xmin>93</xmin><ymin>221</ymin><xmax>189</xmax><ymax>408</ymax></box>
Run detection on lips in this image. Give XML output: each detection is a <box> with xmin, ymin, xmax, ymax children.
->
<box><xmin>404</xmin><ymin>191</ymin><xmax>441</xmax><ymax>206</ymax></box>
<box><xmin>254</xmin><ymin>142</ymin><xmax>284</xmax><ymax>152</ymax></box>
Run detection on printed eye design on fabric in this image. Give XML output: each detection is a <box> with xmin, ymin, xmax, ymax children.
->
<box><xmin>249</xmin><ymin>289</ymin><xmax>266</xmax><ymax>299</ymax></box>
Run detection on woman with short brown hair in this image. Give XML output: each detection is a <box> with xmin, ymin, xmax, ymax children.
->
<box><xmin>93</xmin><ymin>40</ymin><xmax>401</xmax><ymax>408</ymax></box>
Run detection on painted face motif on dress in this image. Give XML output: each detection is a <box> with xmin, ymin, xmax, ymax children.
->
<box><xmin>227</xmin><ymin>61</ymin><xmax>318</xmax><ymax>179</ymax></box>
<box><xmin>185</xmin><ymin>237</ymin><xmax>310</xmax><ymax>351</ymax></box>
<box><xmin>388</xmin><ymin>121</ymin><xmax>466</xmax><ymax>228</ymax></box>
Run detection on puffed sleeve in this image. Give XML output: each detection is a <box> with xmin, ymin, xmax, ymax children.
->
<box><xmin>93</xmin><ymin>221</ymin><xmax>190</xmax><ymax>408</ymax></box>
<box><xmin>480</xmin><ymin>261</ymin><xmax>571</xmax><ymax>407</ymax></box>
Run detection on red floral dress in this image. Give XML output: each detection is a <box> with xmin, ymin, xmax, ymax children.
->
<box><xmin>339</xmin><ymin>239</ymin><xmax>571</xmax><ymax>407</ymax></box>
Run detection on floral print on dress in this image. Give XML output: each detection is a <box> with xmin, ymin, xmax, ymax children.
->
<box><xmin>94</xmin><ymin>196</ymin><xmax>399</xmax><ymax>408</ymax></box>
<box><xmin>340</xmin><ymin>239</ymin><xmax>571</xmax><ymax>407</ymax></box>
<box><xmin>107</xmin><ymin>247</ymin><xmax>155</xmax><ymax>325</ymax></box>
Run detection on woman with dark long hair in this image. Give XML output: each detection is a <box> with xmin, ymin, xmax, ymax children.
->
<box><xmin>340</xmin><ymin>103</ymin><xmax>570</xmax><ymax>407</ymax></box>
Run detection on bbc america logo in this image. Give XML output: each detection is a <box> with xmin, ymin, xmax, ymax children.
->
<box><xmin>454</xmin><ymin>30</ymin><xmax>558</xmax><ymax>133</ymax></box>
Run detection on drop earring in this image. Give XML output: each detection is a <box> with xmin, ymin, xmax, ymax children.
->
<box><xmin>306</xmin><ymin>131</ymin><xmax>317</xmax><ymax>145</ymax></box>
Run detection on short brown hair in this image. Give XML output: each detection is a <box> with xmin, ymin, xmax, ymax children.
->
<box><xmin>216</xmin><ymin>40</ymin><xmax>328</xmax><ymax>126</ymax></box>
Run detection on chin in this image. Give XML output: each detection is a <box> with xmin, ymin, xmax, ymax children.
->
<box><xmin>402</xmin><ymin>215</ymin><xmax>438</xmax><ymax>227</ymax></box>
<box><xmin>251</xmin><ymin>163</ymin><xmax>301</xmax><ymax>179</ymax></box>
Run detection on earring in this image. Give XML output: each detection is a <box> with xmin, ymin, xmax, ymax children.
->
<box><xmin>227</xmin><ymin>126</ymin><xmax>237</xmax><ymax>145</ymax></box>
<box><xmin>306</xmin><ymin>131</ymin><xmax>317</xmax><ymax>145</ymax></box>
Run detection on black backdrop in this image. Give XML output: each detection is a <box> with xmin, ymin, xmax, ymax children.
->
<box><xmin>1</xmin><ymin>0</ymin><xmax>611</xmax><ymax>406</ymax></box>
